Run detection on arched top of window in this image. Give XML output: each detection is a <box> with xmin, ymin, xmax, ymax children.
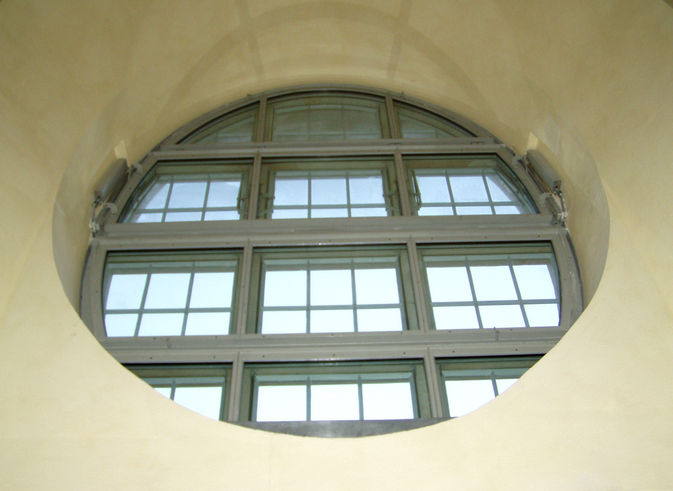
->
<box><xmin>82</xmin><ymin>85</ymin><xmax>581</xmax><ymax>437</ymax></box>
<box><xmin>171</xmin><ymin>88</ymin><xmax>480</xmax><ymax>145</ymax></box>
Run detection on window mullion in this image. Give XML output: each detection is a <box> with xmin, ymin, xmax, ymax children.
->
<box><xmin>463</xmin><ymin>259</ymin><xmax>484</xmax><ymax>330</ymax></box>
<box><xmin>180</xmin><ymin>272</ymin><xmax>196</xmax><ymax>336</ymax></box>
<box><xmin>133</xmin><ymin>273</ymin><xmax>152</xmax><ymax>337</ymax></box>
<box><xmin>234</xmin><ymin>242</ymin><xmax>253</xmax><ymax>336</ymax></box>
<box><xmin>424</xmin><ymin>349</ymin><xmax>443</xmax><ymax>418</ymax></box>
<box><xmin>306</xmin><ymin>378</ymin><xmax>312</xmax><ymax>422</ymax></box>
<box><xmin>407</xmin><ymin>240</ymin><xmax>430</xmax><ymax>333</ymax></box>
<box><xmin>161</xmin><ymin>180</ymin><xmax>175</xmax><ymax>223</ymax></box>
<box><xmin>508</xmin><ymin>261</ymin><xmax>530</xmax><ymax>328</ymax></box>
<box><xmin>357</xmin><ymin>376</ymin><xmax>364</xmax><ymax>421</ymax></box>
<box><xmin>247</xmin><ymin>153</ymin><xmax>262</xmax><ymax>219</ymax></box>
<box><xmin>227</xmin><ymin>352</ymin><xmax>244</xmax><ymax>421</ymax></box>
<box><xmin>350</xmin><ymin>267</ymin><xmax>358</xmax><ymax>333</ymax></box>
<box><xmin>393</xmin><ymin>151</ymin><xmax>411</xmax><ymax>216</ymax></box>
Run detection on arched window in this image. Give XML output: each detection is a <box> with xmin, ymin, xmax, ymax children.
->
<box><xmin>81</xmin><ymin>86</ymin><xmax>581</xmax><ymax>436</ymax></box>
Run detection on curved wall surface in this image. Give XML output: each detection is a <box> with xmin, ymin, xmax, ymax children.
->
<box><xmin>1</xmin><ymin>1</ymin><xmax>672</xmax><ymax>489</ymax></box>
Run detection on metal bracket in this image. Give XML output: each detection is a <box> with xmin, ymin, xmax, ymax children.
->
<box><xmin>89</xmin><ymin>202</ymin><xmax>119</xmax><ymax>237</ymax></box>
<box><xmin>516</xmin><ymin>153</ymin><xmax>568</xmax><ymax>227</ymax></box>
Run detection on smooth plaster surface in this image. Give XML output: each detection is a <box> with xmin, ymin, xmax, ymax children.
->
<box><xmin>1</xmin><ymin>1</ymin><xmax>672</xmax><ymax>489</ymax></box>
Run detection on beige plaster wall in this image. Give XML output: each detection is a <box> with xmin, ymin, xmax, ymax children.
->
<box><xmin>1</xmin><ymin>1</ymin><xmax>672</xmax><ymax>489</ymax></box>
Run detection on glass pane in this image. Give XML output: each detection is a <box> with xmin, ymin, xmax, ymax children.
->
<box><xmin>173</xmin><ymin>386</ymin><xmax>222</xmax><ymax>420</ymax></box>
<box><xmin>310</xmin><ymin>269</ymin><xmax>352</xmax><ymax>306</ymax></box>
<box><xmin>138</xmin><ymin>313</ymin><xmax>184</xmax><ymax>336</ymax></box>
<box><xmin>310</xmin><ymin>106</ymin><xmax>341</xmax><ymax>138</ymax></box>
<box><xmin>416</xmin><ymin>175</ymin><xmax>450</xmax><ymax>202</ymax></box>
<box><xmin>426</xmin><ymin>266</ymin><xmax>473</xmax><ymax>302</ymax></box>
<box><xmin>310</xmin><ymin>384</ymin><xmax>359</xmax><ymax>421</ymax></box>
<box><xmin>486</xmin><ymin>174</ymin><xmax>516</xmax><ymax>202</ymax></box>
<box><xmin>138</xmin><ymin>181</ymin><xmax>170</xmax><ymax>209</ymax></box>
<box><xmin>260</xmin><ymin>310</ymin><xmax>306</xmax><ymax>334</ymax></box>
<box><xmin>495</xmin><ymin>378</ymin><xmax>518</xmax><ymax>394</ymax></box>
<box><xmin>524</xmin><ymin>303</ymin><xmax>559</xmax><ymax>326</ymax></box>
<box><xmin>350</xmin><ymin>207</ymin><xmax>387</xmax><ymax>217</ymax></box>
<box><xmin>455</xmin><ymin>206</ymin><xmax>491</xmax><ymax>215</ymax></box>
<box><xmin>398</xmin><ymin>107</ymin><xmax>469</xmax><ymax>138</ymax></box>
<box><xmin>164</xmin><ymin>211</ymin><xmax>202</xmax><ymax>222</ymax></box>
<box><xmin>273</xmin><ymin>107</ymin><xmax>309</xmax><ymax>140</ymax></box>
<box><xmin>104</xmin><ymin>313</ymin><xmax>138</xmax><ymax>337</ymax></box>
<box><xmin>513</xmin><ymin>265</ymin><xmax>556</xmax><ymax>300</ymax></box>
<box><xmin>354</xmin><ymin>269</ymin><xmax>399</xmax><ymax>305</ymax></box>
<box><xmin>362</xmin><ymin>382</ymin><xmax>414</xmax><ymax>420</ymax></box>
<box><xmin>207</xmin><ymin>181</ymin><xmax>240</xmax><ymax>207</ymax></box>
<box><xmin>125</xmin><ymin>169</ymin><xmax>247</xmax><ymax>223</ymax></box>
<box><xmin>445</xmin><ymin>379</ymin><xmax>495</xmax><ymax>417</ymax></box>
<box><xmin>167</xmin><ymin>182</ymin><xmax>207</xmax><ymax>208</ymax></box>
<box><xmin>433</xmin><ymin>306</ymin><xmax>479</xmax><ymax>330</ymax></box>
<box><xmin>189</xmin><ymin>272</ymin><xmax>234</xmax><ymax>308</ymax></box>
<box><xmin>184</xmin><ymin>312</ymin><xmax>230</xmax><ymax>335</ymax></box>
<box><xmin>144</xmin><ymin>273</ymin><xmax>191</xmax><ymax>309</ymax></box>
<box><xmin>132</xmin><ymin>212</ymin><xmax>163</xmax><ymax>223</ymax></box>
<box><xmin>256</xmin><ymin>385</ymin><xmax>307</xmax><ymax>422</ymax></box>
<box><xmin>311</xmin><ymin>177</ymin><xmax>347</xmax><ymax>205</ymax></box>
<box><xmin>449</xmin><ymin>176</ymin><xmax>488</xmax><ymax>202</ymax></box>
<box><xmin>106</xmin><ymin>274</ymin><xmax>147</xmax><ymax>309</ymax></box>
<box><xmin>272</xmin><ymin>97</ymin><xmax>382</xmax><ymax>141</ymax></box>
<box><xmin>263</xmin><ymin>270</ymin><xmax>307</xmax><ymax>306</ymax></box>
<box><xmin>310</xmin><ymin>208</ymin><xmax>348</xmax><ymax>218</ymax></box>
<box><xmin>272</xmin><ymin>209</ymin><xmax>309</xmax><ymax>219</ymax></box>
<box><xmin>310</xmin><ymin>309</ymin><xmax>354</xmax><ymax>333</ymax></box>
<box><xmin>418</xmin><ymin>206</ymin><xmax>453</xmax><ymax>216</ymax></box>
<box><xmin>343</xmin><ymin>107</ymin><xmax>380</xmax><ymax>138</ymax></box>
<box><xmin>349</xmin><ymin>175</ymin><xmax>384</xmax><ymax>204</ymax></box>
<box><xmin>185</xmin><ymin>107</ymin><xmax>255</xmax><ymax>144</ymax></box>
<box><xmin>204</xmin><ymin>210</ymin><xmax>240</xmax><ymax>220</ymax></box>
<box><xmin>274</xmin><ymin>178</ymin><xmax>308</xmax><ymax>205</ymax></box>
<box><xmin>470</xmin><ymin>266</ymin><xmax>517</xmax><ymax>301</ymax></box>
<box><xmin>479</xmin><ymin>305</ymin><xmax>525</xmax><ymax>328</ymax></box>
<box><xmin>494</xmin><ymin>206</ymin><xmax>522</xmax><ymax>215</ymax></box>
<box><xmin>357</xmin><ymin>308</ymin><xmax>403</xmax><ymax>332</ymax></box>
<box><xmin>154</xmin><ymin>387</ymin><xmax>172</xmax><ymax>398</ymax></box>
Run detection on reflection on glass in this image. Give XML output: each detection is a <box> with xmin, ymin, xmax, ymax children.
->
<box><xmin>398</xmin><ymin>105</ymin><xmax>471</xmax><ymax>139</ymax></box>
<box><xmin>271</xmin><ymin>97</ymin><xmax>382</xmax><ymax>141</ymax></box>
<box><xmin>182</xmin><ymin>106</ymin><xmax>256</xmax><ymax>144</ymax></box>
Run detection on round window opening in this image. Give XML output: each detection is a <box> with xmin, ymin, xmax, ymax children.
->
<box><xmin>80</xmin><ymin>86</ymin><xmax>582</xmax><ymax>437</ymax></box>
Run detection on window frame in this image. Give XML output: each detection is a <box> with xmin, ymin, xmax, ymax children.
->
<box><xmin>80</xmin><ymin>85</ymin><xmax>583</xmax><ymax>433</ymax></box>
<box><xmin>119</xmin><ymin>160</ymin><xmax>253</xmax><ymax>224</ymax></box>
<box><xmin>240</xmin><ymin>359</ymin><xmax>431</xmax><ymax>423</ymax></box>
<box><xmin>257</xmin><ymin>156</ymin><xmax>401</xmax><ymax>219</ymax></box>
<box><xmin>437</xmin><ymin>356</ymin><xmax>540</xmax><ymax>418</ymax></box>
